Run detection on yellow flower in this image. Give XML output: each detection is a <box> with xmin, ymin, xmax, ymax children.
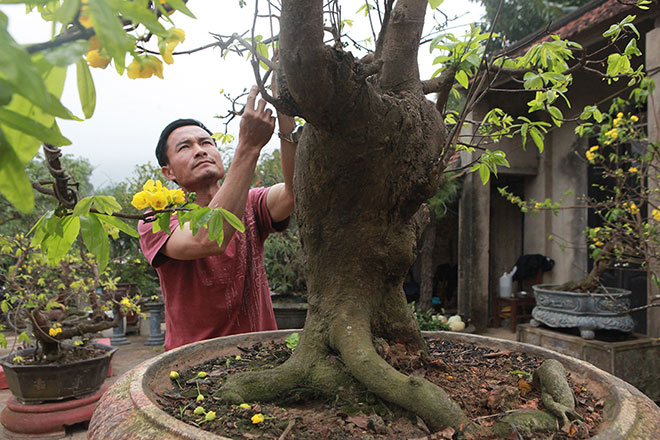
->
<box><xmin>148</xmin><ymin>191</ymin><xmax>168</xmax><ymax>210</ymax></box>
<box><xmin>79</xmin><ymin>3</ymin><xmax>93</xmax><ymax>29</ymax></box>
<box><xmin>120</xmin><ymin>298</ymin><xmax>131</xmax><ymax>307</ymax></box>
<box><xmin>49</xmin><ymin>327</ymin><xmax>62</xmax><ymax>337</ymax></box>
<box><xmin>613</xmin><ymin>118</ymin><xmax>621</xmax><ymax>127</ymax></box>
<box><xmin>127</xmin><ymin>55</ymin><xmax>164</xmax><ymax>79</ymax></box>
<box><xmin>606</xmin><ymin>128</ymin><xmax>618</xmax><ymax>139</ymax></box>
<box><xmin>652</xmin><ymin>209</ymin><xmax>660</xmax><ymax>222</ymax></box>
<box><xmin>534</xmin><ymin>203</ymin><xmax>541</xmax><ymax>209</ymax></box>
<box><xmin>251</xmin><ymin>413</ymin><xmax>265</xmax><ymax>424</ymax></box>
<box><xmin>631</xmin><ymin>115</ymin><xmax>639</xmax><ymax>122</ymax></box>
<box><xmin>205</xmin><ymin>411</ymin><xmax>216</xmax><ymax>422</ymax></box>
<box><xmin>160</xmin><ymin>28</ymin><xmax>186</xmax><ymax>65</ymax></box>
<box><xmin>196</xmin><ymin>394</ymin><xmax>205</xmax><ymax>402</ymax></box>
<box><xmin>629</xmin><ymin>167</ymin><xmax>639</xmax><ymax>173</ymax></box>
<box><xmin>589</xmin><ymin>145</ymin><xmax>599</xmax><ymax>152</ymax></box>
<box><xmin>586</xmin><ymin>150</ymin><xmax>596</xmax><ymax>161</ymax></box>
<box><xmin>169</xmin><ymin>371</ymin><xmax>179</xmax><ymax>379</ymax></box>
<box><xmin>629</xmin><ymin>202</ymin><xmax>639</xmax><ymax>215</ymax></box>
<box><xmin>595</xmin><ymin>241</ymin><xmax>604</xmax><ymax>247</ymax></box>
<box><xmin>617</xmin><ymin>112</ymin><xmax>624</xmax><ymax>119</ymax></box>
<box><xmin>194</xmin><ymin>406</ymin><xmax>206</xmax><ymax>415</ymax></box>
<box><xmin>239</xmin><ymin>403</ymin><xmax>251</xmax><ymax>409</ymax></box>
<box><xmin>170</xmin><ymin>189</ymin><xmax>186</xmax><ymax>205</ymax></box>
<box><xmin>131</xmin><ymin>191</ymin><xmax>150</xmax><ymax>210</ymax></box>
<box><xmin>86</xmin><ymin>50</ymin><xmax>110</xmax><ymax>69</ymax></box>
<box><xmin>143</xmin><ymin>179</ymin><xmax>157</xmax><ymax>192</ymax></box>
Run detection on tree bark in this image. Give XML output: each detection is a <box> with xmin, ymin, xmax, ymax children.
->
<box><xmin>419</xmin><ymin>214</ymin><xmax>437</xmax><ymax>313</ymax></box>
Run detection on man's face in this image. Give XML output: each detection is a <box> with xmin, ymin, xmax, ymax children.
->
<box><xmin>161</xmin><ymin>125</ymin><xmax>225</xmax><ymax>188</ymax></box>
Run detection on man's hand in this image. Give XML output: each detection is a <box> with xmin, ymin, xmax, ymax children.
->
<box><xmin>238</xmin><ymin>86</ymin><xmax>276</xmax><ymax>151</ymax></box>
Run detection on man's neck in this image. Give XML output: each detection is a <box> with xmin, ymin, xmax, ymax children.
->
<box><xmin>183</xmin><ymin>180</ymin><xmax>220</xmax><ymax>207</ymax></box>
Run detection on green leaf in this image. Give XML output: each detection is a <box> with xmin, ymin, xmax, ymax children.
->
<box><xmin>207</xmin><ymin>209</ymin><xmax>224</xmax><ymax>244</ymax></box>
<box><xmin>43</xmin><ymin>215</ymin><xmax>80</xmax><ymax>265</ymax></box>
<box><xmin>0</xmin><ymin>107</ymin><xmax>71</xmax><ymax>146</ymax></box>
<box><xmin>92</xmin><ymin>195</ymin><xmax>121</xmax><ymax>215</ymax></box>
<box><xmin>455</xmin><ymin>70</ymin><xmax>469</xmax><ymax>89</ymax></box>
<box><xmin>97</xmin><ymin>214</ymin><xmax>138</xmax><ymax>238</ymax></box>
<box><xmin>0</xmin><ymin>78</ymin><xmax>12</xmax><ymax>105</ymax></box>
<box><xmin>76</xmin><ymin>59</ymin><xmax>96</xmax><ymax>119</ymax></box>
<box><xmin>18</xmin><ymin>331</ymin><xmax>31</xmax><ymax>345</ymax></box>
<box><xmin>428</xmin><ymin>0</ymin><xmax>444</xmax><ymax>9</ymax></box>
<box><xmin>42</xmin><ymin>40</ymin><xmax>89</xmax><ymax>67</ymax></box>
<box><xmin>53</xmin><ymin>0</ymin><xmax>80</xmax><ymax>23</ymax></box>
<box><xmin>157</xmin><ymin>211</ymin><xmax>173</xmax><ymax>235</ymax></box>
<box><xmin>88</xmin><ymin>0</ymin><xmax>134</xmax><ymax>73</ymax></box>
<box><xmin>219</xmin><ymin>208</ymin><xmax>245</xmax><ymax>233</ymax></box>
<box><xmin>0</xmin><ymin>130</ymin><xmax>33</xmax><ymax>213</ymax></box>
<box><xmin>107</xmin><ymin>0</ymin><xmax>167</xmax><ymax>37</ymax></box>
<box><xmin>529</xmin><ymin>127</ymin><xmax>544</xmax><ymax>153</ymax></box>
<box><xmin>547</xmin><ymin>106</ymin><xmax>563</xmax><ymax>126</ymax></box>
<box><xmin>478</xmin><ymin>164</ymin><xmax>490</xmax><ymax>184</ymax></box>
<box><xmin>73</xmin><ymin>196</ymin><xmax>95</xmax><ymax>217</ymax></box>
<box><xmin>163</xmin><ymin>0</ymin><xmax>196</xmax><ymax>18</ymax></box>
<box><xmin>80</xmin><ymin>213</ymin><xmax>110</xmax><ymax>271</ymax></box>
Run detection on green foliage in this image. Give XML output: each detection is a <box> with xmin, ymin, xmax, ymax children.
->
<box><xmin>285</xmin><ymin>332</ymin><xmax>299</xmax><ymax>350</ymax></box>
<box><xmin>471</xmin><ymin>0</ymin><xmax>592</xmax><ymax>46</ymax></box>
<box><xmin>409</xmin><ymin>302</ymin><xmax>449</xmax><ymax>331</ymax></box>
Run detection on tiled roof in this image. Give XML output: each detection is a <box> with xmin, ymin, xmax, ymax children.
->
<box><xmin>546</xmin><ymin>0</ymin><xmax>632</xmax><ymax>41</ymax></box>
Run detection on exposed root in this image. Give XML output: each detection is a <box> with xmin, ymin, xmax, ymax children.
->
<box><xmin>329</xmin><ymin>312</ymin><xmax>482</xmax><ymax>435</ymax></box>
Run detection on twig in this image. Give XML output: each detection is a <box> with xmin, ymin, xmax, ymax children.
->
<box><xmin>278</xmin><ymin>419</ymin><xmax>296</xmax><ymax>440</ymax></box>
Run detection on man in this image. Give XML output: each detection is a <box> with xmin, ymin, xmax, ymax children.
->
<box><xmin>138</xmin><ymin>86</ymin><xmax>297</xmax><ymax>351</ymax></box>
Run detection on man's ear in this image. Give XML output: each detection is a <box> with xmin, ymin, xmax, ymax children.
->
<box><xmin>162</xmin><ymin>165</ymin><xmax>176</xmax><ymax>181</ymax></box>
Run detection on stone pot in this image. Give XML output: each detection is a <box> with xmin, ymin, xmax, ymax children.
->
<box><xmin>531</xmin><ymin>284</ymin><xmax>635</xmax><ymax>339</ymax></box>
<box><xmin>270</xmin><ymin>293</ymin><xmax>308</xmax><ymax>329</ymax></box>
<box><xmin>88</xmin><ymin>330</ymin><xmax>660</xmax><ymax>439</ymax></box>
<box><xmin>0</xmin><ymin>343</ymin><xmax>116</xmax><ymax>404</ymax></box>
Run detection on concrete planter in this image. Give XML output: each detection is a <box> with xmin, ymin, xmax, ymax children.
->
<box><xmin>531</xmin><ymin>284</ymin><xmax>635</xmax><ymax>339</ymax></box>
<box><xmin>270</xmin><ymin>293</ymin><xmax>308</xmax><ymax>329</ymax></box>
<box><xmin>88</xmin><ymin>330</ymin><xmax>660</xmax><ymax>440</ymax></box>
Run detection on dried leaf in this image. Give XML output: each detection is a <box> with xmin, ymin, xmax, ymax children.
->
<box><xmin>483</xmin><ymin>350</ymin><xmax>510</xmax><ymax>358</ymax></box>
<box><xmin>520</xmin><ymin>398</ymin><xmax>539</xmax><ymax>409</ymax></box>
<box><xmin>435</xmin><ymin>426</ymin><xmax>455</xmax><ymax>439</ymax></box>
<box><xmin>347</xmin><ymin>415</ymin><xmax>368</xmax><ymax>429</ymax></box>
<box><xmin>518</xmin><ymin>378</ymin><xmax>532</xmax><ymax>394</ymax></box>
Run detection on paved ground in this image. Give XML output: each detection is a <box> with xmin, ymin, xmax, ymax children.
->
<box><xmin>0</xmin><ymin>326</ymin><xmax>518</xmax><ymax>439</ymax></box>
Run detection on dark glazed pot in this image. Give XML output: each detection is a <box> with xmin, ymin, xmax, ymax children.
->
<box><xmin>88</xmin><ymin>331</ymin><xmax>660</xmax><ymax>440</ymax></box>
<box><xmin>531</xmin><ymin>284</ymin><xmax>635</xmax><ymax>339</ymax></box>
<box><xmin>0</xmin><ymin>343</ymin><xmax>116</xmax><ymax>404</ymax></box>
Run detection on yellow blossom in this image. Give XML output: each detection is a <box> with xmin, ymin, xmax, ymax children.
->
<box><xmin>86</xmin><ymin>50</ymin><xmax>110</xmax><ymax>69</ymax></box>
<box><xmin>589</xmin><ymin>145</ymin><xmax>599</xmax><ymax>152</ymax></box>
<box><xmin>196</xmin><ymin>394</ymin><xmax>205</xmax><ymax>402</ymax></box>
<box><xmin>586</xmin><ymin>150</ymin><xmax>596</xmax><ymax>161</ymax></box>
<box><xmin>606</xmin><ymin>128</ymin><xmax>618</xmax><ymax>139</ymax></box>
<box><xmin>617</xmin><ymin>112</ymin><xmax>624</xmax><ymax>119</ymax></box>
<box><xmin>127</xmin><ymin>56</ymin><xmax>164</xmax><ymax>79</ymax></box>
<box><xmin>120</xmin><ymin>297</ymin><xmax>131</xmax><ymax>307</ymax></box>
<box><xmin>239</xmin><ymin>403</ymin><xmax>251</xmax><ymax>409</ymax></box>
<box><xmin>652</xmin><ymin>209</ymin><xmax>660</xmax><ymax>222</ymax></box>
<box><xmin>629</xmin><ymin>167</ymin><xmax>639</xmax><ymax>173</ymax></box>
<box><xmin>251</xmin><ymin>413</ymin><xmax>265</xmax><ymax>424</ymax></box>
<box><xmin>205</xmin><ymin>411</ymin><xmax>216</xmax><ymax>422</ymax></box>
<box><xmin>631</xmin><ymin>115</ymin><xmax>639</xmax><ymax>122</ymax></box>
<box><xmin>595</xmin><ymin>241</ymin><xmax>604</xmax><ymax>247</ymax></box>
<box><xmin>160</xmin><ymin>28</ymin><xmax>186</xmax><ymax>65</ymax></box>
<box><xmin>147</xmin><ymin>191</ymin><xmax>168</xmax><ymax>210</ymax></box>
<box><xmin>613</xmin><ymin>118</ymin><xmax>621</xmax><ymax>127</ymax></box>
<box><xmin>534</xmin><ymin>203</ymin><xmax>541</xmax><ymax>209</ymax></box>
<box><xmin>49</xmin><ymin>327</ymin><xmax>62</xmax><ymax>337</ymax></box>
<box><xmin>143</xmin><ymin>179</ymin><xmax>157</xmax><ymax>192</ymax></box>
<box><xmin>629</xmin><ymin>202</ymin><xmax>639</xmax><ymax>215</ymax></box>
<box><xmin>131</xmin><ymin>191</ymin><xmax>150</xmax><ymax>210</ymax></box>
<box><xmin>171</xmin><ymin>188</ymin><xmax>186</xmax><ymax>205</ymax></box>
<box><xmin>194</xmin><ymin>406</ymin><xmax>206</xmax><ymax>415</ymax></box>
<box><xmin>79</xmin><ymin>3</ymin><xmax>93</xmax><ymax>29</ymax></box>
<box><xmin>169</xmin><ymin>371</ymin><xmax>179</xmax><ymax>379</ymax></box>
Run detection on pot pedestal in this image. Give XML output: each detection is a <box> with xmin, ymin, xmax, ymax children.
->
<box><xmin>1</xmin><ymin>384</ymin><xmax>107</xmax><ymax>439</ymax></box>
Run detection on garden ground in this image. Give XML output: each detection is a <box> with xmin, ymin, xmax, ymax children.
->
<box><xmin>0</xmin><ymin>327</ymin><xmax>518</xmax><ymax>438</ymax></box>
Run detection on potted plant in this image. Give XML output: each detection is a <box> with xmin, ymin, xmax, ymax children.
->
<box><xmin>501</xmin><ymin>82</ymin><xmax>660</xmax><ymax>338</ymax></box>
<box><xmin>0</xmin><ymin>233</ymin><xmax>140</xmax><ymax>403</ymax></box>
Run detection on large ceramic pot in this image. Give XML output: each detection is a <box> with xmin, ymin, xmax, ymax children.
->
<box><xmin>531</xmin><ymin>284</ymin><xmax>635</xmax><ymax>339</ymax></box>
<box><xmin>88</xmin><ymin>330</ymin><xmax>660</xmax><ymax>439</ymax></box>
<box><xmin>270</xmin><ymin>293</ymin><xmax>308</xmax><ymax>329</ymax></box>
<box><xmin>0</xmin><ymin>343</ymin><xmax>116</xmax><ymax>404</ymax></box>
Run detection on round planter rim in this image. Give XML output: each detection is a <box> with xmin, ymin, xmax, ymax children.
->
<box><xmin>93</xmin><ymin>330</ymin><xmax>659</xmax><ymax>440</ymax></box>
<box><xmin>532</xmin><ymin>284</ymin><xmax>632</xmax><ymax>296</ymax></box>
<box><xmin>0</xmin><ymin>342</ymin><xmax>117</xmax><ymax>370</ymax></box>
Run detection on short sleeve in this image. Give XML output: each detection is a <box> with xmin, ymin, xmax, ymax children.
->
<box><xmin>138</xmin><ymin>215</ymin><xmax>179</xmax><ymax>267</ymax></box>
<box><xmin>250</xmin><ymin>187</ymin><xmax>289</xmax><ymax>241</ymax></box>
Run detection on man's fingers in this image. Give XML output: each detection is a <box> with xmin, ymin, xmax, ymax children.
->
<box><xmin>264</xmin><ymin>108</ymin><xmax>273</xmax><ymax>119</ymax></box>
<box><xmin>256</xmin><ymin>97</ymin><xmax>267</xmax><ymax>113</ymax></box>
<box><xmin>245</xmin><ymin>85</ymin><xmax>258</xmax><ymax>111</ymax></box>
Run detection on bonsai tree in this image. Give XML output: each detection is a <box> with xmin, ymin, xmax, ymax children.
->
<box><xmin>501</xmin><ymin>79</ymin><xmax>660</xmax><ymax>305</ymax></box>
<box><xmin>0</xmin><ymin>0</ymin><xmax>651</xmax><ymax>434</ymax></box>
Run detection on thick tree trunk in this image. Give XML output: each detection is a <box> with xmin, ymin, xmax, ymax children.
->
<box><xmin>419</xmin><ymin>214</ymin><xmax>437</xmax><ymax>313</ymax></box>
<box><xmin>216</xmin><ymin>0</ymin><xmax>484</xmax><ymax>434</ymax></box>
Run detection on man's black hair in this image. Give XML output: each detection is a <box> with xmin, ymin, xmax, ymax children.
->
<box><xmin>155</xmin><ymin>119</ymin><xmax>214</xmax><ymax>166</ymax></box>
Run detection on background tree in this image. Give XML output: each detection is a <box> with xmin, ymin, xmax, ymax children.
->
<box><xmin>471</xmin><ymin>0</ymin><xmax>592</xmax><ymax>46</ymax></box>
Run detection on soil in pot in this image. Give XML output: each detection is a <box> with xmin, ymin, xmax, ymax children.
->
<box><xmin>155</xmin><ymin>336</ymin><xmax>604</xmax><ymax>439</ymax></box>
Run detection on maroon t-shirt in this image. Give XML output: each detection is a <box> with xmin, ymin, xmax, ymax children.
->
<box><xmin>138</xmin><ymin>187</ymin><xmax>287</xmax><ymax>351</ymax></box>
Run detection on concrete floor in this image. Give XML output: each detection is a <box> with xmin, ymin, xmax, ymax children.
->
<box><xmin>0</xmin><ymin>324</ymin><xmax>519</xmax><ymax>439</ymax></box>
